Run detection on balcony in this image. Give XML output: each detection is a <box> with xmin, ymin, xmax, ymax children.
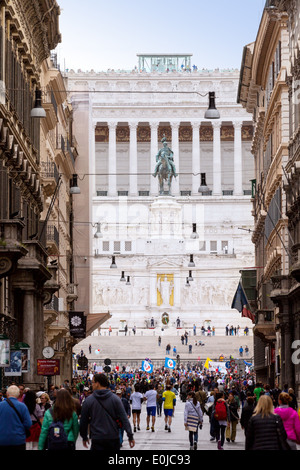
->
<box><xmin>44</xmin><ymin>294</ymin><xmax>59</xmax><ymax>327</ymax></box>
<box><xmin>66</xmin><ymin>283</ymin><xmax>78</xmax><ymax>302</ymax></box>
<box><xmin>290</xmin><ymin>244</ymin><xmax>300</xmax><ymax>283</ymax></box>
<box><xmin>270</xmin><ymin>274</ymin><xmax>291</xmax><ymax>303</ymax></box>
<box><xmin>46</xmin><ymin>225</ymin><xmax>59</xmax><ymax>255</ymax></box>
<box><xmin>0</xmin><ymin>219</ymin><xmax>28</xmax><ymax>278</ymax></box>
<box><xmin>43</xmin><ymin>90</ymin><xmax>58</xmax><ymax>130</ymax></box>
<box><xmin>41</xmin><ymin>161</ymin><xmax>60</xmax><ymax>197</ymax></box>
<box><xmin>253</xmin><ymin>309</ymin><xmax>276</xmax><ymax>342</ymax></box>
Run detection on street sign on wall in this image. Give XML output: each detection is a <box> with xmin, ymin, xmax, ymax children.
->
<box><xmin>37</xmin><ymin>359</ymin><xmax>60</xmax><ymax>376</ymax></box>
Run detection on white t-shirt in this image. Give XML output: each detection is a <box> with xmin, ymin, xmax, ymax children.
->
<box><xmin>130</xmin><ymin>392</ymin><xmax>144</xmax><ymax>410</ymax></box>
<box><xmin>145</xmin><ymin>389</ymin><xmax>157</xmax><ymax>408</ymax></box>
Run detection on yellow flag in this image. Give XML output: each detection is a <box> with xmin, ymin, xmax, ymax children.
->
<box><xmin>204</xmin><ymin>357</ymin><xmax>211</xmax><ymax>369</ymax></box>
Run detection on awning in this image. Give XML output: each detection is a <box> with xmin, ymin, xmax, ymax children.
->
<box><xmin>231</xmin><ymin>280</ymin><xmax>255</xmax><ymax>324</ymax></box>
<box><xmin>86</xmin><ymin>312</ymin><xmax>111</xmax><ymax>336</ymax></box>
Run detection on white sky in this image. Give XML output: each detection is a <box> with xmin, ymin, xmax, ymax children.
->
<box><xmin>55</xmin><ymin>0</ymin><xmax>266</xmax><ymax>72</ymax></box>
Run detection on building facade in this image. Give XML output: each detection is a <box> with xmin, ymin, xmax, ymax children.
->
<box><xmin>0</xmin><ymin>0</ymin><xmax>62</xmax><ymax>389</ymax></box>
<box><xmin>39</xmin><ymin>53</ymin><xmax>82</xmax><ymax>385</ymax></box>
<box><xmin>238</xmin><ymin>0</ymin><xmax>300</xmax><ymax>396</ymax></box>
<box><xmin>67</xmin><ymin>55</ymin><xmax>255</xmax><ymax>336</ymax></box>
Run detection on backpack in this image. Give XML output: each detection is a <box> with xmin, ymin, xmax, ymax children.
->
<box><xmin>47</xmin><ymin>410</ymin><xmax>69</xmax><ymax>450</ymax></box>
<box><xmin>214</xmin><ymin>400</ymin><xmax>227</xmax><ymax>421</ymax></box>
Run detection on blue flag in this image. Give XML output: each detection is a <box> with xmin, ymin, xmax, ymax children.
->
<box><xmin>164</xmin><ymin>357</ymin><xmax>176</xmax><ymax>369</ymax></box>
<box><xmin>141</xmin><ymin>360</ymin><xmax>153</xmax><ymax>373</ymax></box>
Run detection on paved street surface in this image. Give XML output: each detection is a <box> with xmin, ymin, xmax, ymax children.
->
<box><xmin>75</xmin><ymin>397</ymin><xmax>246</xmax><ymax>452</ymax></box>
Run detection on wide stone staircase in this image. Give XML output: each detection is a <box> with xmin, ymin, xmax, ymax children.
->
<box><xmin>73</xmin><ymin>327</ymin><xmax>253</xmax><ymax>369</ymax></box>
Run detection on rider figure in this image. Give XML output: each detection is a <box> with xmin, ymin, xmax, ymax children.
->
<box><xmin>152</xmin><ymin>135</ymin><xmax>178</xmax><ymax>178</ymax></box>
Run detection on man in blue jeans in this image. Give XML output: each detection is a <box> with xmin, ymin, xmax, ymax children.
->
<box><xmin>0</xmin><ymin>385</ymin><xmax>32</xmax><ymax>450</ymax></box>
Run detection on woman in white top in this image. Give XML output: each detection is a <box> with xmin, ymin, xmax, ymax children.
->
<box><xmin>130</xmin><ymin>384</ymin><xmax>144</xmax><ymax>432</ymax></box>
<box><xmin>184</xmin><ymin>391</ymin><xmax>203</xmax><ymax>450</ymax></box>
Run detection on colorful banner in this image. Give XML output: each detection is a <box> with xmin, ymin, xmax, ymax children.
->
<box><xmin>164</xmin><ymin>357</ymin><xmax>176</xmax><ymax>369</ymax></box>
<box><xmin>141</xmin><ymin>360</ymin><xmax>154</xmax><ymax>373</ymax></box>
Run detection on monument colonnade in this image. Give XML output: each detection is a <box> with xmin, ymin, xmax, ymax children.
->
<box><xmin>92</xmin><ymin>119</ymin><xmax>245</xmax><ymax>197</ymax></box>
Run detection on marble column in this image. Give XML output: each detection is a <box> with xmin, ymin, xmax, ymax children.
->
<box><xmin>90</xmin><ymin>123</ymin><xmax>96</xmax><ymax>197</ymax></box>
<box><xmin>129</xmin><ymin>122</ymin><xmax>138</xmax><ymax>196</ymax></box>
<box><xmin>233</xmin><ymin>121</ymin><xmax>243</xmax><ymax>196</ymax></box>
<box><xmin>171</xmin><ymin>121</ymin><xmax>180</xmax><ymax>195</ymax></box>
<box><xmin>22</xmin><ymin>288</ymin><xmax>43</xmax><ymax>387</ymax></box>
<box><xmin>150</xmin><ymin>121</ymin><xmax>159</xmax><ymax>196</ymax></box>
<box><xmin>212</xmin><ymin>121</ymin><xmax>222</xmax><ymax>196</ymax></box>
<box><xmin>108</xmin><ymin>121</ymin><xmax>117</xmax><ymax>196</ymax></box>
<box><xmin>192</xmin><ymin>122</ymin><xmax>201</xmax><ymax>195</ymax></box>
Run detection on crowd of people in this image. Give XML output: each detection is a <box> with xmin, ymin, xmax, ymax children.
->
<box><xmin>0</xmin><ymin>364</ymin><xmax>299</xmax><ymax>451</ymax></box>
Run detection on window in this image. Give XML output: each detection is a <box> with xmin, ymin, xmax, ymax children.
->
<box><xmin>125</xmin><ymin>241</ymin><xmax>132</xmax><ymax>252</ymax></box>
<box><xmin>102</xmin><ymin>241</ymin><xmax>110</xmax><ymax>251</ymax></box>
<box><xmin>97</xmin><ymin>191</ymin><xmax>107</xmax><ymax>196</ymax></box>
<box><xmin>199</xmin><ymin>241</ymin><xmax>206</xmax><ymax>251</ymax></box>
<box><xmin>210</xmin><ymin>241</ymin><xmax>217</xmax><ymax>254</ymax></box>
<box><xmin>113</xmin><ymin>241</ymin><xmax>121</xmax><ymax>252</ymax></box>
<box><xmin>221</xmin><ymin>241</ymin><xmax>229</xmax><ymax>254</ymax></box>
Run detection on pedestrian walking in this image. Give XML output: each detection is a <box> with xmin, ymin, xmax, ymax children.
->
<box><xmin>288</xmin><ymin>388</ymin><xmax>298</xmax><ymax>410</ymax></box>
<box><xmin>274</xmin><ymin>392</ymin><xmax>300</xmax><ymax>450</ymax></box>
<box><xmin>156</xmin><ymin>384</ymin><xmax>163</xmax><ymax>417</ymax></box>
<box><xmin>37</xmin><ymin>393</ymin><xmax>51</xmax><ymax>418</ymax></box>
<box><xmin>163</xmin><ymin>384</ymin><xmax>176</xmax><ymax>432</ymax></box>
<box><xmin>226</xmin><ymin>392</ymin><xmax>239</xmax><ymax>443</ymax></box>
<box><xmin>245</xmin><ymin>395</ymin><xmax>289</xmax><ymax>450</ymax></box>
<box><xmin>24</xmin><ymin>390</ymin><xmax>43</xmax><ymax>450</ymax></box>
<box><xmin>184</xmin><ymin>391</ymin><xmax>203</xmax><ymax>450</ymax></box>
<box><xmin>116</xmin><ymin>389</ymin><xmax>131</xmax><ymax>447</ymax></box>
<box><xmin>240</xmin><ymin>395</ymin><xmax>255</xmax><ymax>435</ymax></box>
<box><xmin>38</xmin><ymin>388</ymin><xmax>79</xmax><ymax>450</ymax></box>
<box><xmin>0</xmin><ymin>385</ymin><xmax>32</xmax><ymax>450</ymax></box>
<box><xmin>80</xmin><ymin>373</ymin><xmax>134</xmax><ymax>451</ymax></box>
<box><xmin>195</xmin><ymin>386</ymin><xmax>207</xmax><ymax>415</ymax></box>
<box><xmin>144</xmin><ymin>384</ymin><xmax>157</xmax><ymax>432</ymax></box>
<box><xmin>130</xmin><ymin>384</ymin><xmax>144</xmax><ymax>432</ymax></box>
<box><xmin>211</xmin><ymin>391</ymin><xmax>230</xmax><ymax>450</ymax></box>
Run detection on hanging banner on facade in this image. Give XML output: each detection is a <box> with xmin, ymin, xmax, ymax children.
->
<box><xmin>68</xmin><ymin>311</ymin><xmax>86</xmax><ymax>338</ymax></box>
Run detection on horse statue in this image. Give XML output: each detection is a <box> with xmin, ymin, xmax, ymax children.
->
<box><xmin>152</xmin><ymin>135</ymin><xmax>177</xmax><ymax>195</ymax></box>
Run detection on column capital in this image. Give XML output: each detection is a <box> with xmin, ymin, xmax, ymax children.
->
<box><xmin>107</xmin><ymin>121</ymin><xmax>118</xmax><ymax>130</ymax></box>
<box><xmin>191</xmin><ymin>121</ymin><xmax>202</xmax><ymax>130</ymax></box>
<box><xmin>170</xmin><ymin>121</ymin><xmax>180</xmax><ymax>130</ymax></box>
<box><xmin>129</xmin><ymin>121</ymin><xmax>139</xmax><ymax>131</ymax></box>
<box><xmin>150</xmin><ymin>121</ymin><xmax>160</xmax><ymax>130</ymax></box>
<box><xmin>212</xmin><ymin>121</ymin><xmax>222</xmax><ymax>130</ymax></box>
<box><xmin>233</xmin><ymin>120</ymin><xmax>243</xmax><ymax>129</ymax></box>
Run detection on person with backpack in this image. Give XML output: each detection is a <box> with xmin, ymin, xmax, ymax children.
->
<box><xmin>38</xmin><ymin>388</ymin><xmax>79</xmax><ymax>450</ymax></box>
<box><xmin>211</xmin><ymin>391</ymin><xmax>230</xmax><ymax>450</ymax></box>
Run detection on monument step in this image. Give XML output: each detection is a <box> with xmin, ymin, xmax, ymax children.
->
<box><xmin>73</xmin><ymin>331</ymin><xmax>253</xmax><ymax>364</ymax></box>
